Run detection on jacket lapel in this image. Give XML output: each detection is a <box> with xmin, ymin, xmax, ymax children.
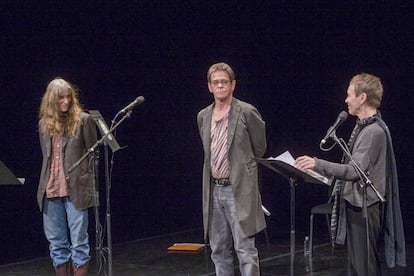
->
<box><xmin>227</xmin><ymin>98</ymin><xmax>240</xmax><ymax>147</ymax></box>
<box><xmin>202</xmin><ymin>105</ymin><xmax>213</xmax><ymax>160</ymax></box>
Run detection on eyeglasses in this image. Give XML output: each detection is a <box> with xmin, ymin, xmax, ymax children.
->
<box><xmin>210</xmin><ymin>79</ymin><xmax>232</xmax><ymax>86</ymax></box>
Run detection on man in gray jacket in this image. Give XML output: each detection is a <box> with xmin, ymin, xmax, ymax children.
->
<box><xmin>197</xmin><ymin>62</ymin><xmax>267</xmax><ymax>276</ymax></box>
<box><xmin>295</xmin><ymin>73</ymin><xmax>405</xmax><ymax>275</ymax></box>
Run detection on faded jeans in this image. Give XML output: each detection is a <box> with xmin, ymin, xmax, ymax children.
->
<box><xmin>43</xmin><ymin>197</ymin><xmax>90</xmax><ymax>268</ymax></box>
<box><xmin>209</xmin><ymin>185</ymin><xmax>260</xmax><ymax>276</ymax></box>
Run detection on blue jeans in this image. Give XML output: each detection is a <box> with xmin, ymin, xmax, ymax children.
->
<box><xmin>43</xmin><ymin>197</ymin><xmax>90</xmax><ymax>268</ymax></box>
<box><xmin>209</xmin><ymin>185</ymin><xmax>260</xmax><ymax>276</ymax></box>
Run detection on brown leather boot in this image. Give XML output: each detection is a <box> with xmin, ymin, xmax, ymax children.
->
<box><xmin>55</xmin><ymin>262</ymin><xmax>70</xmax><ymax>276</ymax></box>
<box><xmin>73</xmin><ymin>262</ymin><xmax>89</xmax><ymax>276</ymax></box>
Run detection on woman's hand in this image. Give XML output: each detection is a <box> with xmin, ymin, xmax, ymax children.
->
<box><xmin>295</xmin><ymin>155</ymin><xmax>316</xmax><ymax>170</ymax></box>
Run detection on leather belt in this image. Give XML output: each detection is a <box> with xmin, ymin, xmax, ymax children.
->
<box><xmin>211</xmin><ymin>178</ymin><xmax>231</xmax><ymax>186</ymax></box>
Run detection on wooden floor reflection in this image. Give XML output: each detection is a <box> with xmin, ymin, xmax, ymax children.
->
<box><xmin>0</xmin><ymin>228</ymin><xmax>411</xmax><ymax>275</ymax></box>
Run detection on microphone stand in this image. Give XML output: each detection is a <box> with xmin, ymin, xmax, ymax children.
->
<box><xmin>92</xmin><ymin>147</ymin><xmax>102</xmax><ymax>274</ymax></box>
<box><xmin>330</xmin><ymin>131</ymin><xmax>385</xmax><ymax>275</ymax></box>
<box><xmin>68</xmin><ymin>110</ymin><xmax>133</xmax><ymax>276</ymax></box>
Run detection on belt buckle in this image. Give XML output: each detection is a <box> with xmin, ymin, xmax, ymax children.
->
<box><xmin>214</xmin><ymin>178</ymin><xmax>230</xmax><ymax>186</ymax></box>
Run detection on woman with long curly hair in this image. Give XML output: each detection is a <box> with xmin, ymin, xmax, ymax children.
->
<box><xmin>37</xmin><ymin>78</ymin><xmax>97</xmax><ymax>276</ymax></box>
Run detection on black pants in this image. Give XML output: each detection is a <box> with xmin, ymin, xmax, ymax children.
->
<box><xmin>346</xmin><ymin>201</ymin><xmax>381</xmax><ymax>276</ymax></box>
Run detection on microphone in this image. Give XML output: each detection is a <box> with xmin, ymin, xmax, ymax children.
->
<box><xmin>119</xmin><ymin>96</ymin><xmax>145</xmax><ymax>114</ymax></box>
<box><xmin>320</xmin><ymin>111</ymin><xmax>348</xmax><ymax>144</ymax></box>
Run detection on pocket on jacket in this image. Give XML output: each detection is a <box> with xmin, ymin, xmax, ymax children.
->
<box><xmin>246</xmin><ymin>160</ymin><xmax>257</xmax><ymax>173</ymax></box>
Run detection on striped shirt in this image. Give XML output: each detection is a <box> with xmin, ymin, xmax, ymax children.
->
<box><xmin>210</xmin><ymin>114</ymin><xmax>230</xmax><ymax>179</ymax></box>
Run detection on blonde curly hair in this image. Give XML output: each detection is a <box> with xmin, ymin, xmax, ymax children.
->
<box><xmin>39</xmin><ymin>78</ymin><xmax>83</xmax><ymax>136</ymax></box>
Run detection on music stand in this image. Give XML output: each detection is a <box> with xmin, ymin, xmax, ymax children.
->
<box><xmin>88</xmin><ymin>110</ymin><xmax>122</xmax><ymax>275</ymax></box>
<box><xmin>89</xmin><ymin>110</ymin><xmax>121</xmax><ymax>152</ymax></box>
<box><xmin>254</xmin><ymin>157</ymin><xmax>327</xmax><ymax>276</ymax></box>
<box><xmin>0</xmin><ymin>160</ymin><xmax>24</xmax><ymax>185</ymax></box>
<box><xmin>70</xmin><ymin>107</ymin><xmax>137</xmax><ymax>276</ymax></box>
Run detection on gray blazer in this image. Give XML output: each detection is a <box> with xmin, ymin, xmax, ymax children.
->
<box><xmin>37</xmin><ymin>112</ymin><xmax>98</xmax><ymax>211</ymax></box>
<box><xmin>315</xmin><ymin>122</ymin><xmax>387</xmax><ymax>207</ymax></box>
<box><xmin>197</xmin><ymin>98</ymin><xmax>267</xmax><ymax>239</ymax></box>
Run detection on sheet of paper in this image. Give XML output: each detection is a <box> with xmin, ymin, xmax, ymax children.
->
<box><xmin>267</xmin><ymin>150</ymin><xmax>329</xmax><ymax>185</ymax></box>
<box><xmin>268</xmin><ymin>150</ymin><xmax>295</xmax><ymax>166</ymax></box>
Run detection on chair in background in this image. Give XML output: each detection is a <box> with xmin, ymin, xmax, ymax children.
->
<box><xmin>309</xmin><ymin>200</ymin><xmax>333</xmax><ymax>258</ymax></box>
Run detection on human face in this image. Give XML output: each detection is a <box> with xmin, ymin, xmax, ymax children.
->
<box><xmin>208</xmin><ymin>71</ymin><xmax>235</xmax><ymax>102</ymax></box>
<box><xmin>345</xmin><ymin>84</ymin><xmax>364</xmax><ymax>116</ymax></box>
<box><xmin>58</xmin><ymin>88</ymin><xmax>71</xmax><ymax>113</ymax></box>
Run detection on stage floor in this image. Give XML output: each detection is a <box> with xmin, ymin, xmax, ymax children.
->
<box><xmin>0</xmin><ymin>228</ymin><xmax>411</xmax><ymax>275</ymax></box>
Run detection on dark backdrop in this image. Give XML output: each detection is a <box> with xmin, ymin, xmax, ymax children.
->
<box><xmin>1</xmin><ymin>2</ymin><xmax>413</xmax><ymax>264</ymax></box>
